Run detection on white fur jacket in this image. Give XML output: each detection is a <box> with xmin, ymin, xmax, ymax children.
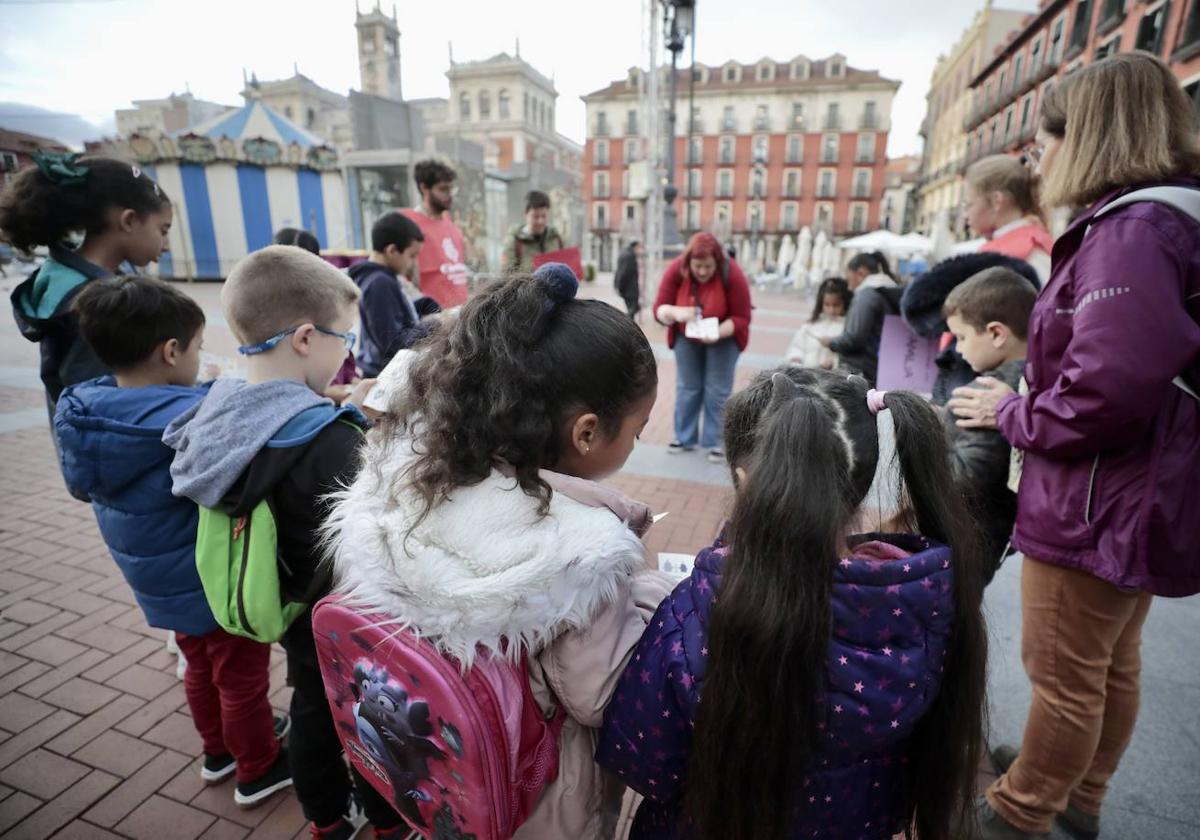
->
<box><xmin>323</xmin><ymin>439</ymin><xmax>675</xmax><ymax>839</ymax></box>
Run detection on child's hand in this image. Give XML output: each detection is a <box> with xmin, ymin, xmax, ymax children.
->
<box><xmin>345</xmin><ymin>378</ymin><xmax>378</xmax><ymax>410</ymax></box>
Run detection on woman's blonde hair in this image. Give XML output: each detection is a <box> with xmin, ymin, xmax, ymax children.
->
<box><xmin>1039</xmin><ymin>52</ymin><xmax>1200</xmax><ymax>208</ymax></box>
<box><xmin>965</xmin><ymin>154</ymin><xmax>1041</xmax><ymax>217</ymax></box>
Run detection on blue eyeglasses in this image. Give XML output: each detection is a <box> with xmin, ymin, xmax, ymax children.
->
<box><xmin>237</xmin><ymin>325</ymin><xmax>357</xmax><ymax>356</ymax></box>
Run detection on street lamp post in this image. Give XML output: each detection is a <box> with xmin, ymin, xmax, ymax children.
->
<box><xmin>661</xmin><ymin>0</ymin><xmax>694</xmax><ymax>256</ymax></box>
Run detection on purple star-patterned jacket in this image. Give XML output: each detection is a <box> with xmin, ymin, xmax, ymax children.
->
<box><xmin>596</xmin><ymin>532</ymin><xmax>956</xmax><ymax>839</ymax></box>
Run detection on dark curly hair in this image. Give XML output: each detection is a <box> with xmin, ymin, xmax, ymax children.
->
<box><xmin>378</xmin><ymin>273</ymin><xmax>657</xmax><ymax>522</ymax></box>
<box><xmin>413</xmin><ymin>159</ymin><xmax>456</xmax><ymax>192</ymax></box>
<box><xmin>0</xmin><ymin>157</ymin><xmax>170</xmax><ymax>254</ymax></box>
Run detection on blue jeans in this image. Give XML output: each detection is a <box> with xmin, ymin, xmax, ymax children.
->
<box><xmin>673</xmin><ymin>337</ymin><xmax>740</xmax><ymax>449</ymax></box>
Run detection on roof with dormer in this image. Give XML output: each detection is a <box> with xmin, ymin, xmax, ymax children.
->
<box><xmin>583</xmin><ymin>55</ymin><xmax>898</xmax><ymax>100</ymax></box>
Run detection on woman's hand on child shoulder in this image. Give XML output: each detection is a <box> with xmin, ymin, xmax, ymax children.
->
<box><xmin>947</xmin><ymin>377</ymin><xmax>1014</xmax><ymax>430</ymax></box>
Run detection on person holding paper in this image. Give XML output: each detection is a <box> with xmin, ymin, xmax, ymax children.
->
<box><xmin>654</xmin><ymin>232</ymin><xmax>752</xmax><ymax>463</ymax></box>
<box><xmin>501</xmin><ymin>189</ymin><xmax>565</xmax><ymax>274</ymax></box>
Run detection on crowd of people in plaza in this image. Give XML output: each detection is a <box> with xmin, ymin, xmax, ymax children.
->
<box><xmin>1</xmin><ymin>51</ymin><xmax>1198</xmax><ymax>840</ymax></box>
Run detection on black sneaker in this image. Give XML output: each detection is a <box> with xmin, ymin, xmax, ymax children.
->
<box><xmin>234</xmin><ymin>748</ymin><xmax>293</xmax><ymax>808</ymax></box>
<box><xmin>200</xmin><ymin>753</ymin><xmax>235</xmax><ymax>784</ymax></box>
<box><xmin>273</xmin><ymin>712</ymin><xmax>291</xmax><ymax>741</ymax></box>
<box><xmin>667</xmin><ymin>442</ymin><xmax>694</xmax><ymax>454</ymax></box>
<box><xmin>309</xmin><ymin>794</ymin><xmax>367</xmax><ymax>839</ymax></box>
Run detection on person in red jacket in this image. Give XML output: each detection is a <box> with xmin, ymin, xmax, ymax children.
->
<box><xmin>653</xmin><ymin>232</ymin><xmax>751</xmax><ymax>462</ymax></box>
<box><xmin>964</xmin><ymin>155</ymin><xmax>1053</xmax><ymax>283</ymax></box>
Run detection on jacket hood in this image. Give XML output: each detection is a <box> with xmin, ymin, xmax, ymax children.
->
<box><xmin>347</xmin><ymin>260</ymin><xmax>390</xmax><ymax>285</ymax></box>
<box><xmin>164</xmin><ymin>378</ymin><xmax>332</xmax><ymax>508</ymax></box>
<box><xmin>901</xmin><ymin>253</ymin><xmax>1040</xmax><ymax>338</ymax></box>
<box><xmin>55</xmin><ymin>377</ymin><xmax>210</xmax><ymax>499</ymax></box>
<box><xmin>324</xmin><ymin>440</ymin><xmax>649</xmax><ymax>667</ymax></box>
<box><xmin>859</xmin><ymin>273</ymin><xmax>898</xmax><ymax>291</ymax></box>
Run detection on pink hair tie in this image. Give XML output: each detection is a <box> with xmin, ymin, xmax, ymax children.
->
<box><xmin>866</xmin><ymin>389</ymin><xmax>889</xmax><ymax>415</ymax></box>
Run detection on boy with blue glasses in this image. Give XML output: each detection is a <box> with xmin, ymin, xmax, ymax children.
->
<box><xmin>165</xmin><ymin>245</ymin><xmax>394</xmax><ymax>836</ymax></box>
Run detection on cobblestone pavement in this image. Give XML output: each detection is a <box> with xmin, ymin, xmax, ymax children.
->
<box><xmin>0</xmin><ymin>273</ymin><xmax>1196</xmax><ymax>838</ymax></box>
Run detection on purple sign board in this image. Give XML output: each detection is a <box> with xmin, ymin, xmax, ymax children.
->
<box><xmin>875</xmin><ymin>315</ymin><xmax>940</xmax><ymax>394</ymax></box>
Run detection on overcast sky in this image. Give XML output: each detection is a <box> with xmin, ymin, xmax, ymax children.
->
<box><xmin>0</xmin><ymin>0</ymin><xmax>1038</xmax><ymax>156</ymax></box>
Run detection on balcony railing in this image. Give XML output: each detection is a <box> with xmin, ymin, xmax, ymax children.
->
<box><xmin>785</xmin><ymin>152</ymin><xmax>803</xmax><ymax>164</ymax></box>
<box><xmin>816</xmin><ymin>186</ymin><xmax>837</xmax><ymax>198</ymax></box>
<box><xmin>623</xmin><ymin>122</ymin><xmax>639</xmax><ymax>136</ymax></box>
<box><xmin>685</xmin><ymin>185</ymin><xmax>703</xmax><ymax>197</ymax></box>
<box><xmin>855</xmin><ymin>152</ymin><xmax>876</xmax><ymax>164</ymax></box>
<box><xmin>688</xmin><ymin>119</ymin><xmax>706</xmax><ymax>134</ymax></box>
<box><xmin>782</xmin><ymin>185</ymin><xmax>802</xmax><ymax>198</ymax></box>
<box><xmin>824</xmin><ymin>115</ymin><xmax>842</xmax><ymax>130</ymax></box>
<box><xmin>790</xmin><ymin>115</ymin><xmax>806</xmax><ymax>130</ymax></box>
<box><xmin>719</xmin><ymin>152</ymin><xmax>735</xmax><ymax>165</ymax></box>
<box><xmin>753</xmin><ymin>116</ymin><xmax>771</xmax><ymax>131</ymax></box>
<box><xmin>721</xmin><ymin>117</ymin><xmax>738</xmax><ymax>132</ymax></box>
<box><xmin>860</xmin><ymin>114</ymin><xmax>879</xmax><ymax>130</ymax></box>
<box><xmin>594</xmin><ymin>154</ymin><xmax>609</xmax><ymax>167</ymax></box>
<box><xmin>687</xmin><ymin>152</ymin><xmax>704</xmax><ymax>166</ymax></box>
<box><xmin>593</xmin><ymin>187</ymin><xmax>610</xmax><ymax>198</ymax></box>
<box><xmin>852</xmin><ymin>186</ymin><xmax>872</xmax><ymax>199</ymax></box>
<box><xmin>594</xmin><ymin>123</ymin><xmax>610</xmax><ymax>137</ymax></box>
<box><xmin>820</xmin><ymin>152</ymin><xmax>839</xmax><ymax>164</ymax></box>
<box><xmin>716</xmin><ymin>186</ymin><xmax>735</xmax><ymax>198</ymax></box>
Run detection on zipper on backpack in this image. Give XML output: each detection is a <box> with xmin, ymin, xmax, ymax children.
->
<box><xmin>235</xmin><ymin>515</ymin><xmax>256</xmax><ymax>637</ymax></box>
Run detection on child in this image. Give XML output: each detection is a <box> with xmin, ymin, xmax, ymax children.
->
<box><xmin>347</xmin><ymin>211</ymin><xmax>437</xmax><ymax>378</ymax></box>
<box><xmin>942</xmin><ymin>267</ymin><xmax>1037</xmax><ymax>581</ymax></box>
<box><xmin>54</xmin><ymin>276</ymin><xmax>289</xmax><ymax>804</ymax></box>
<box><xmin>163</xmin><ymin>246</ymin><xmax>386</xmax><ymax>836</ymax></box>
<box><xmin>786</xmin><ymin>277</ymin><xmax>852</xmax><ymax>369</ymax></box>
<box><xmin>272</xmin><ymin>228</ymin><xmax>361</xmax><ymax>402</ymax></box>
<box><xmin>324</xmin><ymin>264</ymin><xmax>675</xmax><ymax>838</ymax></box>
<box><xmin>2</xmin><ymin>154</ymin><xmax>171</xmax><ymax>446</ymax></box>
<box><xmin>598</xmin><ymin>367</ymin><xmax>988</xmax><ymax>840</ymax></box>
<box><xmin>965</xmin><ymin>155</ymin><xmax>1053</xmax><ymax>283</ymax></box>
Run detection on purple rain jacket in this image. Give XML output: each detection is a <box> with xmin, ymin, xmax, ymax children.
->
<box><xmin>996</xmin><ymin>180</ymin><xmax>1200</xmax><ymax>597</ymax></box>
<box><xmin>596</xmin><ymin>533</ymin><xmax>956</xmax><ymax>839</ymax></box>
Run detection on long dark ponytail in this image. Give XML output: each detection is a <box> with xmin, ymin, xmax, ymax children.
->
<box><xmin>847</xmin><ymin>249</ymin><xmax>894</xmax><ymax>280</ymax></box>
<box><xmin>684</xmin><ymin>368</ymin><xmax>986</xmax><ymax>840</ymax></box>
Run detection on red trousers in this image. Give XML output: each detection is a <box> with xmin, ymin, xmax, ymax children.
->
<box><xmin>176</xmin><ymin>629</ymin><xmax>278</xmax><ymax>783</ymax></box>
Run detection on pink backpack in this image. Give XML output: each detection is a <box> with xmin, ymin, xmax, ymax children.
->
<box><xmin>312</xmin><ymin>595</ymin><xmax>566</xmax><ymax>839</ymax></box>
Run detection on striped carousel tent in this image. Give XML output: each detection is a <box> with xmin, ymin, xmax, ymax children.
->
<box><xmin>128</xmin><ymin>99</ymin><xmax>348</xmax><ymax>279</ymax></box>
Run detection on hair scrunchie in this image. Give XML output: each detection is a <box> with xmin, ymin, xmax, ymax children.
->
<box><xmin>32</xmin><ymin>151</ymin><xmax>89</xmax><ymax>187</ymax></box>
<box><xmin>533</xmin><ymin>262</ymin><xmax>578</xmax><ymax>314</ymax></box>
<box><xmin>866</xmin><ymin>388</ymin><xmax>889</xmax><ymax>415</ymax></box>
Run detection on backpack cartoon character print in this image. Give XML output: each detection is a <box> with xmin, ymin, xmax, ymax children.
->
<box><xmin>351</xmin><ymin>663</ymin><xmax>447</xmax><ymax>827</ymax></box>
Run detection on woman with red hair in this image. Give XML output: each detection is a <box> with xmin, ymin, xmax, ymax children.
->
<box><xmin>653</xmin><ymin>232</ymin><xmax>752</xmax><ymax>462</ymax></box>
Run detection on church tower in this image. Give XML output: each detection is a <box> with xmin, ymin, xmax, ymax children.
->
<box><xmin>356</xmin><ymin>3</ymin><xmax>402</xmax><ymax>101</ymax></box>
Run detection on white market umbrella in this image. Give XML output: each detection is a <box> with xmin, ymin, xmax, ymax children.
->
<box><xmin>795</xmin><ymin>226</ymin><xmax>813</xmax><ymax>275</ymax></box>
<box><xmin>836</xmin><ymin>229</ymin><xmax>910</xmax><ymax>252</ymax></box>
<box><xmin>824</xmin><ymin>240</ymin><xmax>842</xmax><ymax>273</ymax></box>
<box><xmin>776</xmin><ymin>234</ymin><xmax>796</xmax><ymax>275</ymax></box>
<box><xmin>754</xmin><ymin>238</ymin><xmax>768</xmax><ymax>275</ymax></box>
<box><xmin>896</xmin><ymin>232</ymin><xmax>934</xmax><ymax>254</ymax></box>
<box><xmin>930</xmin><ymin>209</ymin><xmax>957</xmax><ymax>262</ymax></box>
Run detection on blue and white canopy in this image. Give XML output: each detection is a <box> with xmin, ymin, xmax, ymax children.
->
<box><xmin>186</xmin><ymin>100</ymin><xmax>327</xmax><ymax>148</ymax></box>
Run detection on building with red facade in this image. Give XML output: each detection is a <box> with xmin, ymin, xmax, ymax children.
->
<box><xmin>581</xmin><ymin>55</ymin><xmax>898</xmax><ymax>270</ymax></box>
<box><xmin>964</xmin><ymin>0</ymin><xmax>1200</xmax><ymax>171</ymax></box>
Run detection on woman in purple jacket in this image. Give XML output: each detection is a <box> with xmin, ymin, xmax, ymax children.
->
<box><xmin>949</xmin><ymin>54</ymin><xmax>1200</xmax><ymax>840</ymax></box>
<box><xmin>598</xmin><ymin>367</ymin><xmax>988</xmax><ymax>840</ymax></box>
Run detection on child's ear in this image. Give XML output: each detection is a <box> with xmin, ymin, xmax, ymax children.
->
<box><xmin>161</xmin><ymin>338</ymin><xmax>181</xmax><ymax>368</ymax></box>
<box><xmin>118</xmin><ymin>208</ymin><xmax>139</xmax><ymax>234</ymax></box>
<box><xmin>569</xmin><ymin>412</ymin><xmax>601</xmax><ymax>456</ymax></box>
<box><xmin>987</xmin><ymin>321</ymin><xmax>1011</xmax><ymax>347</ymax></box>
<box><xmin>291</xmin><ymin>324</ymin><xmax>315</xmax><ymax>357</ymax></box>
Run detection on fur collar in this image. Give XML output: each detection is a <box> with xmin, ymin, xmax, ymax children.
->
<box><xmin>323</xmin><ymin>441</ymin><xmax>648</xmax><ymax>666</ymax></box>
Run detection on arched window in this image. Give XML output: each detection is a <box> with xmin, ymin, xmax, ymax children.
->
<box><xmin>498</xmin><ymin>89</ymin><xmax>511</xmax><ymax>119</ymax></box>
<box><xmin>479</xmin><ymin>90</ymin><xmax>491</xmax><ymax>119</ymax></box>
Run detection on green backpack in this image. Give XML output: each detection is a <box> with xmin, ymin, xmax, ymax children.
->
<box><xmin>195</xmin><ymin>501</ymin><xmax>307</xmax><ymax>643</ymax></box>
<box><xmin>194</xmin><ymin>408</ymin><xmax>366</xmax><ymax>643</ymax></box>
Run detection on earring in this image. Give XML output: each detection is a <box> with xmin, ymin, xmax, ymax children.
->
<box><xmin>584</xmin><ymin>445</ymin><xmax>591</xmax><ymax>455</ymax></box>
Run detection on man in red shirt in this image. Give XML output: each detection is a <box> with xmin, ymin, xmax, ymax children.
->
<box><xmin>399</xmin><ymin>160</ymin><xmax>470</xmax><ymax>309</ymax></box>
